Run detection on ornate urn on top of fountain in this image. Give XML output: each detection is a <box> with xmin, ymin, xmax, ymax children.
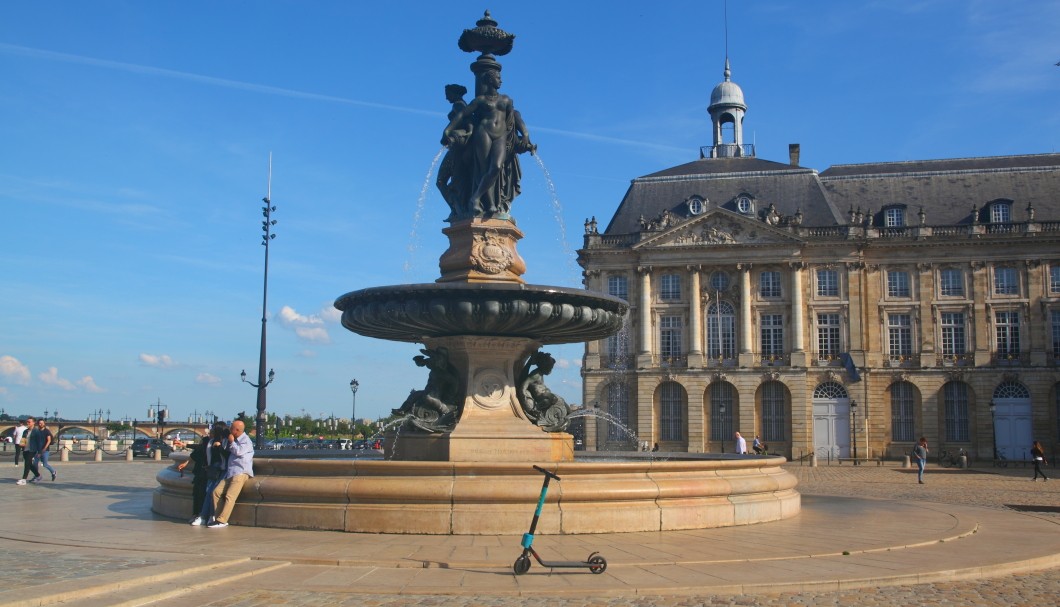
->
<box><xmin>334</xmin><ymin>11</ymin><xmax>628</xmax><ymax>462</ymax></box>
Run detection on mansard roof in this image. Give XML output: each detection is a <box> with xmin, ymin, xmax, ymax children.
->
<box><xmin>604</xmin><ymin>157</ymin><xmax>843</xmax><ymax>235</ymax></box>
<box><xmin>819</xmin><ymin>153</ymin><xmax>1060</xmax><ymax>225</ymax></box>
<box><xmin>601</xmin><ymin>153</ymin><xmax>1060</xmax><ymax>236</ymax></box>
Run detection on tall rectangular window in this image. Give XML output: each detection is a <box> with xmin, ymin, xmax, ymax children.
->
<box><xmin>944</xmin><ymin>382</ymin><xmax>970</xmax><ymax>442</ymax></box>
<box><xmin>890</xmin><ymin>382</ymin><xmax>915</xmax><ymax>442</ymax></box>
<box><xmin>995</xmin><ymin>310</ymin><xmax>1020</xmax><ymax>357</ymax></box>
<box><xmin>707</xmin><ymin>302</ymin><xmax>736</xmax><ymax>359</ymax></box>
<box><xmin>816</xmin><ymin>269</ymin><xmax>839</xmax><ymax>297</ymax></box>
<box><xmin>994</xmin><ymin>267</ymin><xmax>1018</xmax><ymax>295</ymax></box>
<box><xmin>940</xmin><ymin>268</ymin><xmax>964</xmax><ymax>297</ymax></box>
<box><xmin>1052</xmin><ymin>310</ymin><xmax>1060</xmax><ymax>359</ymax></box>
<box><xmin>659</xmin><ymin>316</ymin><xmax>682</xmax><ymax>360</ymax></box>
<box><xmin>1051</xmin><ymin>266</ymin><xmax>1060</xmax><ymax>294</ymax></box>
<box><xmin>760</xmin><ymin>314</ymin><xmax>784</xmax><ymax>356</ymax></box>
<box><xmin>659</xmin><ymin>382</ymin><xmax>684</xmax><ymax>441</ymax></box>
<box><xmin>761</xmin><ymin>381</ymin><xmax>786</xmax><ymax>443</ymax></box>
<box><xmin>887</xmin><ymin>271</ymin><xmax>911</xmax><ymax>298</ymax></box>
<box><xmin>607</xmin><ymin>275</ymin><xmax>629</xmax><ymax>301</ymax></box>
<box><xmin>990</xmin><ymin>202</ymin><xmax>1011</xmax><ymax>223</ymax></box>
<box><xmin>660</xmin><ymin>274</ymin><xmax>681</xmax><ymax>300</ymax></box>
<box><xmin>709</xmin><ymin>382</ymin><xmax>733</xmax><ymax>442</ymax></box>
<box><xmin>817</xmin><ymin>313</ymin><xmax>841</xmax><ymax>358</ymax></box>
<box><xmin>940</xmin><ymin>312</ymin><xmax>966</xmax><ymax>356</ymax></box>
<box><xmin>888</xmin><ymin>314</ymin><xmax>913</xmax><ymax>357</ymax></box>
<box><xmin>759</xmin><ymin>271</ymin><xmax>781</xmax><ymax>298</ymax></box>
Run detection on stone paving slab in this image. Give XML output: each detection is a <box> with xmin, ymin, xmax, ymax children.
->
<box><xmin>2</xmin><ymin>460</ymin><xmax>1057</xmax><ymax>605</ymax></box>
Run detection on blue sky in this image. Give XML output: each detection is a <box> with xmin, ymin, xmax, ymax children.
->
<box><xmin>1</xmin><ymin>1</ymin><xmax>1057</xmax><ymax>425</ymax></box>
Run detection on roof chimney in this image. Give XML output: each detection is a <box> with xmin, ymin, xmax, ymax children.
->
<box><xmin>788</xmin><ymin>143</ymin><xmax>801</xmax><ymax>167</ymax></box>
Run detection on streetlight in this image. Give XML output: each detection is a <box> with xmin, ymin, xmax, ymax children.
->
<box><xmin>850</xmin><ymin>399</ymin><xmax>859</xmax><ymax>465</ymax></box>
<box><xmin>148</xmin><ymin>400</ymin><xmax>168</xmax><ymax>439</ymax></box>
<box><xmin>989</xmin><ymin>400</ymin><xmax>998</xmax><ymax>462</ymax></box>
<box><xmin>242</xmin><ymin>157</ymin><xmax>278</xmax><ymax>450</ymax></box>
<box><xmin>719</xmin><ymin>403</ymin><xmax>726</xmax><ymax>453</ymax></box>
<box><xmin>350</xmin><ymin>379</ymin><xmax>359</xmax><ymax>441</ymax></box>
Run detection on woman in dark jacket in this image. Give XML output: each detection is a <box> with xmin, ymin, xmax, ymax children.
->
<box><xmin>189</xmin><ymin>422</ymin><xmax>228</xmax><ymax>526</ymax></box>
<box><xmin>176</xmin><ymin>434</ymin><xmax>209</xmax><ymax>520</ymax></box>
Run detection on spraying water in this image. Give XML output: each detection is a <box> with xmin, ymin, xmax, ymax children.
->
<box><xmin>532</xmin><ymin>153</ymin><xmax>581</xmax><ymax>285</ymax></box>
<box><xmin>405</xmin><ymin>148</ymin><xmax>446</xmax><ymax>274</ymax></box>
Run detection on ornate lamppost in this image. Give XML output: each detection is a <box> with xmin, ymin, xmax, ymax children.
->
<box><xmin>989</xmin><ymin>400</ymin><xmax>998</xmax><ymax>462</ymax></box>
<box><xmin>243</xmin><ymin>158</ymin><xmax>278</xmax><ymax>450</ymax></box>
<box><xmin>350</xmin><ymin>379</ymin><xmax>359</xmax><ymax>442</ymax></box>
<box><xmin>850</xmin><ymin>399</ymin><xmax>859</xmax><ymax>465</ymax></box>
<box><xmin>148</xmin><ymin>400</ymin><xmax>168</xmax><ymax>439</ymax></box>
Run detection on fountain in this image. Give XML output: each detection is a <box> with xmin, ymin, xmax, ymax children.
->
<box><xmin>153</xmin><ymin>11</ymin><xmax>799</xmax><ymax>535</ymax></box>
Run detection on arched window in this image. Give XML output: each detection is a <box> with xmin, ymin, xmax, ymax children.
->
<box><xmin>707</xmin><ymin>301</ymin><xmax>736</xmax><ymax>360</ymax></box>
<box><xmin>993</xmin><ymin>382</ymin><xmax>1030</xmax><ymax>399</ymax></box>
<box><xmin>813</xmin><ymin>382</ymin><xmax>848</xmax><ymax>399</ymax></box>
<box><xmin>605</xmin><ymin>382</ymin><xmax>631</xmax><ymax>442</ymax></box>
<box><xmin>943</xmin><ymin>382</ymin><xmax>970</xmax><ymax>442</ymax></box>
<box><xmin>659</xmin><ymin>381</ymin><xmax>686</xmax><ymax>441</ymax></box>
<box><xmin>760</xmin><ymin>381</ymin><xmax>786</xmax><ymax>443</ymax></box>
<box><xmin>890</xmin><ymin>381</ymin><xmax>915</xmax><ymax>442</ymax></box>
<box><xmin>710</xmin><ymin>382</ymin><xmax>734</xmax><ymax>441</ymax></box>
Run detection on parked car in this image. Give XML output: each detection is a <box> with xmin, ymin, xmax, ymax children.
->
<box><xmin>131</xmin><ymin>438</ymin><xmax>173</xmax><ymax>458</ymax></box>
<box><xmin>335</xmin><ymin>438</ymin><xmax>352</xmax><ymax>450</ymax></box>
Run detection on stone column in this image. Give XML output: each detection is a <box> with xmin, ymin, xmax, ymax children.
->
<box><xmin>637</xmin><ymin>266</ymin><xmax>653</xmax><ymax>366</ymax></box>
<box><xmin>790</xmin><ymin>263</ymin><xmax>806</xmax><ymax>366</ymax></box>
<box><xmin>738</xmin><ymin>264</ymin><xmax>754</xmax><ymax>366</ymax></box>
<box><xmin>687</xmin><ymin>265</ymin><xmax>704</xmax><ymax>366</ymax></box>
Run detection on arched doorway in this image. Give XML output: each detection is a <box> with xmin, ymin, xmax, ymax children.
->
<box><xmin>812</xmin><ymin>381</ymin><xmax>850</xmax><ymax>459</ymax></box>
<box><xmin>992</xmin><ymin>382</ymin><xmax>1032</xmax><ymax>460</ymax></box>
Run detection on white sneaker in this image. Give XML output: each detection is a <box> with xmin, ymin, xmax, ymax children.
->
<box><xmin>207</xmin><ymin>521</ymin><xmax>228</xmax><ymax>528</ymax></box>
<box><xmin>16</xmin><ymin>479</ymin><xmax>26</xmax><ymax>485</ymax></box>
<box><xmin>190</xmin><ymin>517</ymin><xmax>204</xmax><ymax>526</ymax></box>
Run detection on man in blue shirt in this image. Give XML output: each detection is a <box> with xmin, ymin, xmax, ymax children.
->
<box><xmin>207</xmin><ymin>420</ymin><xmax>254</xmax><ymax>528</ymax></box>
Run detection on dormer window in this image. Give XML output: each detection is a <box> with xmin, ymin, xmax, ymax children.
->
<box><xmin>989</xmin><ymin>200</ymin><xmax>1012</xmax><ymax>223</ymax></box>
<box><xmin>735</xmin><ymin>194</ymin><xmax>754</xmax><ymax>215</ymax></box>
<box><xmin>883</xmin><ymin>206</ymin><xmax>906</xmax><ymax>227</ymax></box>
<box><xmin>687</xmin><ymin>196</ymin><xmax>706</xmax><ymax>216</ymax></box>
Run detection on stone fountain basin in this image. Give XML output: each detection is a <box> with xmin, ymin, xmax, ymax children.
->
<box><xmin>334</xmin><ymin>282</ymin><xmax>628</xmax><ymax>344</ymax></box>
<box><xmin>154</xmin><ymin>453</ymin><xmax>799</xmax><ymax>535</ymax></box>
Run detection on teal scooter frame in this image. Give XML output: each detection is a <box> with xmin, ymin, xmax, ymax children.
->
<box><xmin>512</xmin><ymin>465</ymin><xmax>607</xmax><ymax>575</ymax></box>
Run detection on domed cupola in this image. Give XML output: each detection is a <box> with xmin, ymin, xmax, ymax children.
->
<box><xmin>706</xmin><ymin>58</ymin><xmax>751</xmax><ymax>158</ymax></box>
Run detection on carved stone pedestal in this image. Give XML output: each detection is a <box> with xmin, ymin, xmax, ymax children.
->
<box><xmin>438</xmin><ymin>218</ymin><xmax>527</xmax><ymax>283</ymax></box>
<box><xmin>384</xmin><ymin>335</ymin><xmax>575</xmax><ymax>463</ymax></box>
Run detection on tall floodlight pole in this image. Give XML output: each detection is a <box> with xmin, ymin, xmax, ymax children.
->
<box><xmin>350</xmin><ymin>379</ymin><xmax>359</xmax><ymax>441</ymax></box>
<box><xmin>242</xmin><ymin>154</ymin><xmax>277</xmax><ymax>449</ymax></box>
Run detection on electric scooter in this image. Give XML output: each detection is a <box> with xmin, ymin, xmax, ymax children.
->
<box><xmin>512</xmin><ymin>465</ymin><xmax>607</xmax><ymax>575</ymax></box>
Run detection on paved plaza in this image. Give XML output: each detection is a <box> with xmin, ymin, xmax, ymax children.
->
<box><xmin>2</xmin><ymin>457</ymin><xmax>1057</xmax><ymax>606</ymax></box>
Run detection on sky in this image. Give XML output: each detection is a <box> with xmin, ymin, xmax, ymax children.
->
<box><xmin>1</xmin><ymin>1</ymin><xmax>1058</xmax><ymax>426</ymax></box>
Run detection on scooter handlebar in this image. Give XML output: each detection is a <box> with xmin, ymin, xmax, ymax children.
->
<box><xmin>533</xmin><ymin>465</ymin><xmax>561</xmax><ymax>482</ymax></box>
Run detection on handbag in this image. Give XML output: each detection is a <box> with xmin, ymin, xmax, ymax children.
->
<box><xmin>18</xmin><ymin>436</ymin><xmax>27</xmax><ymax>448</ymax></box>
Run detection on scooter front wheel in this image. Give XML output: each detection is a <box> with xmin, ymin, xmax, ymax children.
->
<box><xmin>513</xmin><ymin>554</ymin><xmax>531</xmax><ymax>575</ymax></box>
<box><xmin>588</xmin><ymin>553</ymin><xmax>607</xmax><ymax>574</ymax></box>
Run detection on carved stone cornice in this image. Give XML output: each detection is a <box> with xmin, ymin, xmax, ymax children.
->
<box><xmin>1025</xmin><ymin>259</ymin><xmax>1042</xmax><ymax>269</ymax></box>
<box><xmin>917</xmin><ymin>262</ymin><xmax>933</xmax><ymax>272</ymax></box>
<box><xmin>969</xmin><ymin>261</ymin><xmax>986</xmax><ymax>271</ymax></box>
<box><xmin>846</xmin><ymin>261</ymin><xmax>865</xmax><ymax>271</ymax></box>
<box><xmin>789</xmin><ymin>261</ymin><xmax>805</xmax><ymax>270</ymax></box>
<box><xmin>890</xmin><ymin>371</ymin><xmax>908</xmax><ymax>383</ymax></box>
<box><xmin>711</xmin><ymin>371</ymin><xmax>728</xmax><ymax>383</ymax></box>
<box><xmin>944</xmin><ymin>369</ymin><xmax>965</xmax><ymax>382</ymax></box>
<box><xmin>637</xmin><ymin>266</ymin><xmax>652</xmax><ymax>275</ymax></box>
<box><xmin>866</xmin><ymin>264</ymin><xmax>881</xmax><ymax>274</ymax></box>
<box><xmin>763</xmin><ymin>370</ymin><xmax>781</xmax><ymax>382</ymax></box>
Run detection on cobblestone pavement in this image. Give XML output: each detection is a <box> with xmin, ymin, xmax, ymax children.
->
<box><xmin>4</xmin><ymin>460</ymin><xmax>1058</xmax><ymax>606</ymax></box>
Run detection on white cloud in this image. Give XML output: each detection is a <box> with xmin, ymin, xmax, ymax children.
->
<box><xmin>38</xmin><ymin>367</ymin><xmax>75</xmax><ymax>391</ymax></box>
<box><xmin>320</xmin><ymin>306</ymin><xmax>342</xmax><ymax>323</ymax></box>
<box><xmin>196</xmin><ymin>373</ymin><xmax>222</xmax><ymax>386</ymax></box>
<box><xmin>277</xmin><ymin>305</ymin><xmax>332</xmax><ymax>344</ymax></box>
<box><xmin>77</xmin><ymin>376</ymin><xmax>105</xmax><ymax>393</ymax></box>
<box><xmin>0</xmin><ymin>355</ymin><xmax>31</xmax><ymax>385</ymax></box>
<box><xmin>298</xmin><ymin>350</ymin><xmax>318</xmax><ymax>358</ymax></box>
<box><xmin>139</xmin><ymin>353</ymin><xmax>176</xmax><ymax>368</ymax></box>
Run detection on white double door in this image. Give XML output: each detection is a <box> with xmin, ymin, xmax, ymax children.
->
<box><xmin>813</xmin><ymin>399</ymin><xmax>851</xmax><ymax>459</ymax></box>
<box><xmin>993</xmin><ymin>398</ymin><xmax>1032</xmax><ymax>460</ymax></box>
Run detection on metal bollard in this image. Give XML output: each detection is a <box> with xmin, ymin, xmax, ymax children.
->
<box><xmin>94</xmin><ymin>448</ymin><xmax>103</xmax><ymax>462</ymax></box>
<box><xmin>902</xmin><ymin>455</ymin><xmax>910</xmax><ymax>468</ymax></box>
<box><xmin>153</xmin><ymin>448</ymin><xmax>162</xmax><ymax>461</ymax></box>
<box><xmin>126</xmin><ymin>448</ymin><xmax>134</xmax><ymax>462</ymax></box>
<box><xmin>810</xmin><ymin>453</ymin><xmax>817</xmax><ymax>468</ymax></box>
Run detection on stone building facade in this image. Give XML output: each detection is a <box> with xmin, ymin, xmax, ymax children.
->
<box><xmin>577</xmin><ymin>62</ymin><xmax>1060</xmax><ymax>463</ymax></box>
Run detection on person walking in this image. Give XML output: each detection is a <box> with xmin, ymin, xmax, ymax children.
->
<box><xmin>913</xmin><ymin>437</ymin><xmax>929</xmax><ymax>484</ymax></box>
<box><xmin>16</xmin><ymin>417</ymin><xmax>41</xmax><ymax>485</ymax></box>
<box><xmin>12</xmin><ymin>420</ymin><xmax>28</xmax><ymax>467</ymax></box>
<box><xmin>1030</xmin><ymin>440</ymin><xmax>1049</xmax><ymax>482</ymax></box>
<box><xmin>208</xmin><ymin>420</ymin><xmax>254</xmax><ymax>528</ymax></box>
<box><xmin>34</xmin><ymin>419</ymin><xmax>57</xmax><ymax>481</ymax></box>
<box><xmin>734</xmin><ymin>432</ymin><xmax>747</xmax><ymax>455</ymax></box>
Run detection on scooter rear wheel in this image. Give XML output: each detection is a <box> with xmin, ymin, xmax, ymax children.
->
<box><xmin>588</xmin><ymin>554</ymin><xmax>607</xmax><ymax>574</ymax></box>
<box><xmin>513</xmin><ymin>555</ymin><xmax>531</xmax><ymax>575</ymax></box>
